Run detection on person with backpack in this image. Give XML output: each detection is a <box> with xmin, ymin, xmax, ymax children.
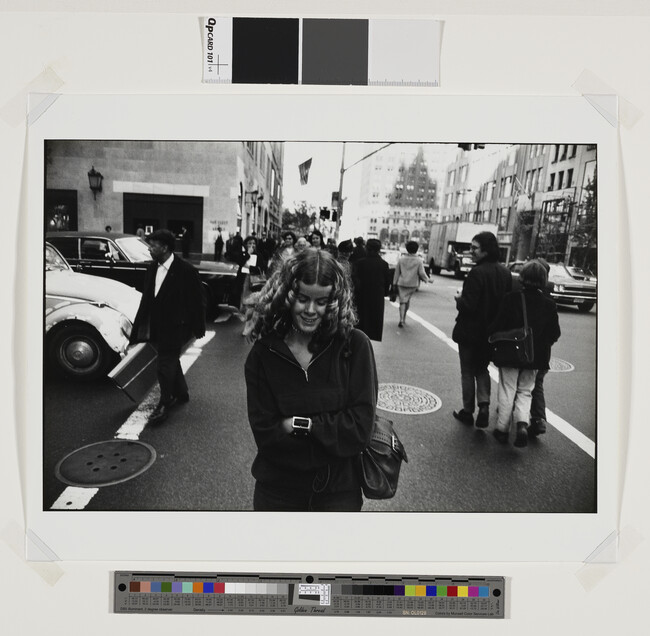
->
<box><xmin>488</xmin><ymin>260</ymin><xmax>561</xmax><ymax>447</ymax></box>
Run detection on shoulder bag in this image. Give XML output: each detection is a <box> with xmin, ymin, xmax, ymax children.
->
<box><xmin>342</xmin><ymin>337</ymin><xmax>408</xmax><ymax>499</ymax></box>
<box><xmin>358</xmin><ymin>414</ymin><xmax>409</xmax><ymax>499</ymax></box>
<box><xmin>488</xmin><ymin>291</ymin><xmax>534</xmax><ymax>367</ymax></box>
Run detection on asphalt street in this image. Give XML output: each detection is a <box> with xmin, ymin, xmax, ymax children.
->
<box><xmin>43</xmin><ymin>272</ymin><xmax>597</xmax><ymax>513</ymax></box>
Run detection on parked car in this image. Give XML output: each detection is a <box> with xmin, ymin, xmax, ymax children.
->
<box><xmin>508</xmin><ymin>260</ymin><xmax>597</xmax><ymax>312</ymax></box>
<box><xmin>46</xmin><ymin>231</ymin><xmax>239</xmax><ymax>318</ymax></box>
<box><xmin>45</xmin><ymin>242</ymin><xmax>142</xmax><ymax>380</ymax></box>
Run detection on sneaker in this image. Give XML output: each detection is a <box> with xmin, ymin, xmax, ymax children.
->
<box><xmin>453</xmin><ymin>409</ymin><xmax>474</xmax><ymax>425</ymax></box>
<box><xmin>528</xmin><ymin>418</ymin><xmax>547</xmax><ymax>437</ymax></box>
<box><xmin>493</xmin><ymin>429</ymin><xmax>509</xmax><ymax>444</ymax></box>
<box><xmin>475</xmin><ymin>405</ymin><xmax>490</xmax><ymax>428</ymax></box>
<box><xmin>514</xmin><ymin>422</ymin><xmax>528</xmax><ymax>448</ymax></box>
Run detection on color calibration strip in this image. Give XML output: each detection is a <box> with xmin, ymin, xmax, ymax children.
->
<box><xmin>201</xmin><ymin>17</ymin><xmax>441</xmax><ymax>86</ymax></box>
<box><xmin>114</xmin><ymin>572</ymin><xmax>505</xmax><ymax>617</ymax></box>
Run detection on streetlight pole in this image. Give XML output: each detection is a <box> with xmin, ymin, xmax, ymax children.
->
<box><xmin>334</xmin><ymin>142</ymin><xmax>394</xmax><ymax>241</ymax></box>
<box><xmin>335</xmin><ymin>143</ymin><xmax>346</xmax><ymax>240</ymax></box>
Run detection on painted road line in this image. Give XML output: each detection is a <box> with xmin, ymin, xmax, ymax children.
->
<box><xmin>393</xmin><ymin>302</ymin><xmax>596</xmax><ymax>460</ymax></box>
<box><xmin>113</xmin><ymin>332</ymin><xmax>216</xmax><ymax>441</ymax></box>
<box><xmin>50</xmin><ymin>331</ymin><xmax>216</xmax><ymax>511</ymax></box>
<box><xmin>50</xmin><ymin>486</ymin><xmax>100</xmax><ymax>510</ymax></box>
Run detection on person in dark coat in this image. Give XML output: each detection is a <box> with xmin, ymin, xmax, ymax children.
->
<box><xmin>130</xmin><ymin>229</ymin><xmax>206</xmax><ymax>425</ymax></box>
<box><xmin>488</xmin><ymin>260</ymin><xmax>561</xmax><ymax>447</ymax></box>
<box><xmin>452</xmin><ymin>231</ymin><xmax>512</xmax><ymax>428</ymax></box>
<box><xmin>351</xmin><ymin>239</ymin><xmax>391</xmax><ymax>341</ymax></box>
<box><xmin>349</xmin><ymin>236</ymin><xmax>367</xmax><ymax>265</ymax></box>
<box><xmin>513</xmin><ymin>258</ymin><xmax>556</xmax><ymax>438</ymax></box>
<box><xmin>225</xmin><ymin>233</ymin><xmax>248</xmax><ymax>309</ymax></box>
<box><xmin>179</xmin><ymin>225</ymin><xmax>191</xmax><ymax>258</ymax></box>
<box><xmin>214</xmin><ymin>227</ymin><xmax>224</xmax><ymax>261</ymax></box>
<box><xmin>244</xmin><ymin>249</ymin><xmax>376</xmax><ymax>512</ymax></box>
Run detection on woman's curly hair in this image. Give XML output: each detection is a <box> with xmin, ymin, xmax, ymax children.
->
<box><xmin>244</xmin><ymin>247</ymin><xmax>357</xmax><ymax>352</ymax></box>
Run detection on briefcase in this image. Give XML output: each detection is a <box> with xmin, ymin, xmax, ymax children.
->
<box><xmin>108</xmin><ymin>342</ymin><xmax>158</xmax><ymax>402</ymax></box>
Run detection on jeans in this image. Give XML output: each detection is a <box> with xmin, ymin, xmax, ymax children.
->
<box><xmin>253</xmin><ymin>481</ymin><xmax>363</xmax><ymax>512</ymax></box>
<box><xmin>530</xmin><ymin>369</ymin><xmax>548</xmax><ymax>421</ymax></box>
<box><xmin>495</xmin><ymin>367</ymin><xmax>537</xmax><ymax>432</ymax></box>
<box><xmin>458</xmin><ymin>343</ymin><xmax>491</xmax><ymax>413</ymax></box>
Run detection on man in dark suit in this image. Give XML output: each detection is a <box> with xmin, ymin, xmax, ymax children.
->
<box><xmin>131</xmin><ymin>229</ymin><xmax>206</xmax><ymax>424</ymax></box>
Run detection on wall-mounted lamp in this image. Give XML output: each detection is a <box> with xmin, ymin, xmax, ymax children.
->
<box><xmin>88</xmin><ymin>166</ymin><xmax>104</xmax><ymax>199</ymax></box>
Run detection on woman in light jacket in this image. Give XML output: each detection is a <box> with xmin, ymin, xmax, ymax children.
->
<box><xmin>393</xmin><ymin>240</ymin><xmax>431</xmax><ymax>327</ymax></box>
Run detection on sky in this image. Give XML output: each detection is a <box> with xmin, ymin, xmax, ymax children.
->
<box><xmin>282</xmin><ymin>141</ymin><xmax>383</xmax><ymax>212</ymax></box>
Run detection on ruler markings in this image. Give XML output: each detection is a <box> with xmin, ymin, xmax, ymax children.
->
<box><xmin>114</xmin><ymin>572</ymin><xmax>504</xmax><ymax>618</ymax></box>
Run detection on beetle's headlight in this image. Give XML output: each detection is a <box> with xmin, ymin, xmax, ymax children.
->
<box><xmin>554</xmin><ymin>284</ymin><xmax>565</xmax><ymax>293</ymax></box>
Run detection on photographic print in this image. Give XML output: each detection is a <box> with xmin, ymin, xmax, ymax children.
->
<box><xmin>25</xmin><ymin>94</ymin><xmax>618</xmax><ymax>561</ymax></box>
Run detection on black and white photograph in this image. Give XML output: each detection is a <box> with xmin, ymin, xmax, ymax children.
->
<box><xmin>42</xmin><ymin>138</ymin><xmax>598</xmax><ymax>515</ymax></box>
<box><xmin>25</xmin><ymin>93</ymin><xmax>618</xmax><ymax>562</ymax></box>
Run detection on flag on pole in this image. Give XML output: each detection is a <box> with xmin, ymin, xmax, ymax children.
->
<box><xmin>299</xmin><ymin>158</ymin><xmax>312</xmax><ymax>185</ymax></box>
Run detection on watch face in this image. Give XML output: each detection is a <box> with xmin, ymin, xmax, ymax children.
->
<box><xmin>293</xmin><ymin>417</ymin><xmax>311</xmax><ymax>429</ymax></box>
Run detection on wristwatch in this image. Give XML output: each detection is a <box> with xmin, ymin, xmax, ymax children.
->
<box><xmin>291</xmin><ymin>416</ymin><xmax>312</xmax><ymax>437</ymax></box>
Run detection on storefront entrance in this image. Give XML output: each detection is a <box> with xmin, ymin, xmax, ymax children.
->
<box><xmin>123</xmin><ymin>193</ymin><xmax>203</xmax><ymax>255</ymax></box>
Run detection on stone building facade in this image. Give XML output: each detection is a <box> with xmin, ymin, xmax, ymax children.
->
<box><xmin>45</xmin><ymin>140</ymin><xmax>284</xmax><ymax>257</ymax></box>
<box><xmin>440</xmin><ymin>143</ymin><xmax>597</xmax><ymax>266</ymax></box>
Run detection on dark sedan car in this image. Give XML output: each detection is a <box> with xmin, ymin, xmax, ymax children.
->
<box><xmin>508</xmin><ymin>260</ymin><xmax>597</xmax><ymax>312</ymax></box>
<box><xmin>46</xmin><ymin>231</ymin><xmax>239</xmax><ymax>319</ymax></box>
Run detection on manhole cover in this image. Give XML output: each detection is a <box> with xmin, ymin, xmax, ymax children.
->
<box><xmin>55</xmin><ymin>440</ymin><xmax>156</xmax><ymax>487</ymax></box>
<box><xmin>549</xmin><ymin>357</ymin><xmax>575</xmax><ymax>372</ymax></box>
<box><xmin>377</xmin><ymin>383</ymin><xmax>442</xmax><ymax>415</ymax></box>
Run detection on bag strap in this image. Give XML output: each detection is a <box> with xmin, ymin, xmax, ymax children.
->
<box><xmin>520</xmin><ymin>291</ymin><xmax>528</xmax><ymax>331</ymax></box>
<box><xmin>372</xmin><ymin>425</ymin><xmax>408</xmax><ymax>461</ymax></box>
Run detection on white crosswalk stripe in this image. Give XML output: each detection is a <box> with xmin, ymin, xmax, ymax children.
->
<box><xmin>399</xmin><ymin>303</ymin><xmax>596</xmax><ymax>459</ymax></box>
<box><xmin>50</xmin><ymin>332</ymin><xmax>216</xmax><ymax>510</ymax></box>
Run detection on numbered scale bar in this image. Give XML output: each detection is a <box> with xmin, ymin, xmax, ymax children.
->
<box><xmin>114</xmin><ymin>572</ymin><xmax>505</xmax><ymax>618</ymax></box>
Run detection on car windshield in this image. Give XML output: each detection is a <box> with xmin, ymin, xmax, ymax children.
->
<box><xmin>45</xmin><ymin>244</ymin><xmax>70</xmax><ymax>271</ymax></box>
<box><xmin>566</xmin><ymin>265</ymin><xmax>595</xmax><ymax>279</ymax></box>
<box><xmin>115</xmin><ymin>236</ymin><xmax>153</xmax><ymax>262</ymax></box>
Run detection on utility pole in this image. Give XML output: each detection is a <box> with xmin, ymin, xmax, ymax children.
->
<box><xmin>335</xmin><ymin>143</ymin><xmax>346</xmax><ymax>240</ymax></box>
<box><xmin>334</xmin><ymin>142</ymin><xmax>393</xmax><ymax>242</ymax></box>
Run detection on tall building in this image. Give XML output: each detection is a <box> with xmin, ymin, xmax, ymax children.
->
<box><xmin>45</xmin><ymin>140</ymin><xmax>284</xmax><ymax>256</ymax></box>
<box><xmin>439</xmin><ymin>143</ymin><xmax>597</xmax><ymax>266</ymax></box>
<box><xmin>344</xmin><ymin>143</ymin><xmax>457</xmax><ymax>245</ymax></box>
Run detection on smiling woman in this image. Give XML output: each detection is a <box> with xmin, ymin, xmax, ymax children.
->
<box><xmin>243</xmin><ymin>248</ymin><xmax>378</xmax><ymax>511</ymax></box>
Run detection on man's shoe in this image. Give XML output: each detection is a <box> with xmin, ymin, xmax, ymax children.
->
<box><xmin>528</xmin><ymin>418</ymin><xmax>547</xmax><ymax>437</ymax></box>
<box><xmin>148</xmin><ymin>403</ymin><xmax>170</xmax><ymax>425</ymax></box>
<box><xmin>493</xmin><ymin>428</ymin><xmax>509</xmax><ymax>444</ymax></box>
<box><xmin>453</xmin><ymin>409</ymin><xmax>474</xmax><ymax>425</ymax></box>
<box><xmin>398</xmin><ymin>321</ymin><xmax>404</xmax><ymax>328</ymax></box>
<box><xmin>514</xmin><ymin>422</ymin><xmax>528</xmax><ymax>448</ymax></box>
<box><xmin>475</xmin><ymin>405</ymin><xmax>490</xmax><ymax>428</ymax></box>
<box><xmin>176</xmin><ymin>393</ymin><xmax>190</xmax><ymax>404</ymax></box>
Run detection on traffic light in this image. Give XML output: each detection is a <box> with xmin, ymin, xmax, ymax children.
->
<box><xmin>331</xmin><ymin>211</ymin><xmax>338</xmax><ymax>222</ymax></box>
<box><xmin>458</xmin><ymin>143</ymin><xmax>485</xmax><ymax>151</ymax></box>
<box><xmin>320</xmin><ymin>207</ymin><xmax>330</xmax><ymax>219</ymax></box>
